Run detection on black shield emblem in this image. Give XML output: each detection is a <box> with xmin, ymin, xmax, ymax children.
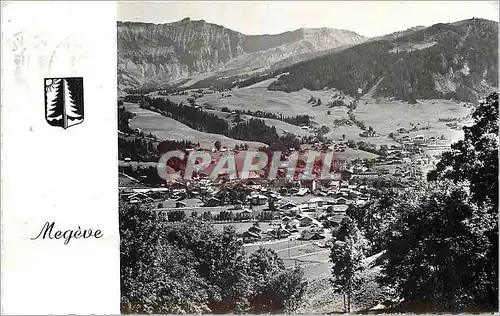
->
<box><xmin>44</xmin><ymin>77</ymin><xmax>84</xmax><ymax>129</ymax></box>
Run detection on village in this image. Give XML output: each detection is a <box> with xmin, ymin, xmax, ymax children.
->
<box><xmin>119</xmin><ymin>127</ymin><xmax>445</xmax><ymax>247</ymax></box>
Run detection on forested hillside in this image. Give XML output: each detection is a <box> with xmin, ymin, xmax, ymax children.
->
<box><xmin>268</xmin><ymin>18</ymin><xmax>498</xmax><ymax>103</ymax></box>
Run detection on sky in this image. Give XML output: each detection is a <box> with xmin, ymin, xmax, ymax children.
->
<box><xmin>118</xmin><ymin>1</ymin><xmax>499</xmax><ymax>37</ymax></box>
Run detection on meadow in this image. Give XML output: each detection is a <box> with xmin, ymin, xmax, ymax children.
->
<box><xmin>150</xmin><ymin>77</ymin><xmax>471</xmax><ymax>150</ymax></box>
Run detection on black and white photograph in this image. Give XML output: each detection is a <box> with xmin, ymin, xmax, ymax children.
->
<box><xmin>117</xmin><ymin>1</ymin><xmax>499</xmax><ymax>314</ymax></box>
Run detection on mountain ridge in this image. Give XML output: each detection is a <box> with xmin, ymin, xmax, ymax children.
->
<box><xmin>117</xmin><ymin>18</ymin><xmax>368</xmax><ymax>89</ymax></box>
<box><xmin>267</xmin><ymin>18</ymin><xmax>498</xmax><ymax>103</ymax></box>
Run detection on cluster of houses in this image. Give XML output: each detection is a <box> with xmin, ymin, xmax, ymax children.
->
<box><xmin>343</xmin><ymin>158</ymin><xmax>427</xmax><ymax>187</ymax></box>
<box><xmin>241</xmin><ymin>220</ymin><xmax>328</xmax><ymax>243</ymax></box>
<box><xmin>120</xmin><ymin>174</ymin><xmax>372</xmax><ymax>207</ymax></box>
<box><xmin>239</xmin><ymin>197</ymin><xmax>348</xmax><ymax>243</ymax></box>
<box><xmin>120</xmin><ymin>172</ymin><xmax>371</xmax><ymax>244</ymax></box>
<box><xmin>119</xmin><ymin>131</ymin><xmax>442</xmax><ymax>245</ymax></box>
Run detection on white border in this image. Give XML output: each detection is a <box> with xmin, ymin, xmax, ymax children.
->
<box><xmin>1</xmin><ymin>2</ymin><xmax>120</xmax><ymax>314</ymax></box>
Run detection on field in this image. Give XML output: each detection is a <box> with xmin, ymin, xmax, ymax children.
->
<box><xmin>355</xmin><ymin>97</ymin><xmax>471</xmax><ymax>144</ymax></box>
<box><xmin>123</xmin><ymin>102</ymin><xmax>266</xmax><ymax>149</ymax></box>
<box><xmin>149</xmin><ymin>77</ymin><xmax>471</xmax><ymax>151</ymax></box>
<box><xmin>188</xmin><ymin>78</ymin><xmax>356</xmax><ymax>128</ymax></box>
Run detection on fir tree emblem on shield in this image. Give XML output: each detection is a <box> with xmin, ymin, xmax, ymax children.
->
<box><xmin>44</xmin><ymin>77</ymin><xmax>84</xmax><ymax>129</ymax></box>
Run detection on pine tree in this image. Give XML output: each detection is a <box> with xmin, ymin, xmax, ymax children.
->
<box><xmin>64</xmin><ymin>79</ymin><xmax>83</xmax><ymax>128</ymax></box>
<box><xmin>46</xmin><ymin>79</ymin><xmax>64</xmax><ymax>124</ymax></box>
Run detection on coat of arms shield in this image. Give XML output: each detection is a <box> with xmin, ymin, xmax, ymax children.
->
<box><xmin>44</xmin><ymin>77</ymin><xmax>84</xmax><ymax>129</ymax></box>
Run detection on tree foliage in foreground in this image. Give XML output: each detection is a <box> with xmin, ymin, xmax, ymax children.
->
<box><xmin>376</xmin><ymin>92</ymin><xmax>499</xmax><ymax>312</ymax></box>
<box><xmin>379</xmin><ymin>180</ymin><xmax>497</xmax><ymax>312</ymax></box>
<box><xmin>428</xmin><ymin>92</ymin><xmax>498</xmax><ymax>207</ymax></box>
<box><xmin>120</xmin><ymin>203</ymin><xmax>308</xmax><ymax>314</ymax></box>
<box><xmin>330</xmin><ymin>216</ymin><xmax>367</xmax><ymax>312</ymax></box>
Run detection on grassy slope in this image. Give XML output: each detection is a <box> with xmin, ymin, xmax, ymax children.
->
<box><xmin>241</xmin><ymin>232</ymin><xmax>387</xmax><ymax>313</ymax></box>
<box><xmin>123</xmin><ymin>102</ymin><xmax>266</xmax><ymax>149</ymax></box>
<box><xmin>355</xmin><ymin>98</ymin><xmax>470</xmax><ymax>144</ymax></box>
<box><xmin>125</xmin><ymin>64</ymin><xmax>473</xmax><ymax>165</ymax></box>
<box><xmin>194</xmin><ymin>79</ymin><xmax>471</xmax><ymax>148</ymax></box>
<box><xmin>295</xmin><ymin>251</ymin><xmax>386</xmax><ymax>314</ymax></box>
<box><xmin>134</xmin><ymin>76</ymin><xmax>472</xmax><ymax>154</ymax></box>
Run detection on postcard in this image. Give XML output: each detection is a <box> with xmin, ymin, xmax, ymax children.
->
<box><xmin>2</xmin><ymin>1</ymin><xmax>499</xmax><ymax>314</ymax></box>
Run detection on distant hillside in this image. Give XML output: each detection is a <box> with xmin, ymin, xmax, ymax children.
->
<box><xmin>117</xmin><ymin>18</ymin><xmax>367</xmax><ymax>90</ymax></box>
<box><xmin>368</xmin><ymin>25</ymin><xmax>427</xmax><ymax>42</ymax></box>
<box><xmin>268</xmin><ymin>18</ymin><xmax>498</xmax><ymax>103</ymax></box>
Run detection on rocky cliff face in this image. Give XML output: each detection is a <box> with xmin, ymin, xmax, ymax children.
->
<box><xmin>117</xmin><ymin>18</ymin><xmax>367</xmax><ymax>89</ymax></box>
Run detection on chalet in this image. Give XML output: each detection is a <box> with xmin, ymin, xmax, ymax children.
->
<box><xmin>119</xmin><ymin>190</ymin><xmax>134</xmax><ymax>201</ymax></box>
<box><xmin>271</xmin><ymin>227</ymin><xmax>291</xmax><ymax>239</ymax></box>
<box><xmin>327</xmin><ymin>190</ymin><xmax>338</xmax><ymax>197</ymax></box>
<box><xmin>242</xmin><ymin>231</ymin><xmax>260</xmax><ymax>243</ymax></box>
<box><xmin>310</xmin><ymin>220</ymin><xmax>323</xmax><ymax>228</ymax></box>
<box><xmin>279</xmin><ymin>201</ymin><xmax>298</xmax><ymax>211</ymax></box>
<box><xmin>125</xmin><ymin>193</ymin><xmax>153</xmax><ymax>204</ymax></box>
<box><xmin>334</xmin><ymin>197</ymin><xmax>348</xmax><ymax>205</ymax></box>
<box><xmin>300</xmin><ymin>230</ymin><xmax>325</xmax><ymax>241</ymax></box>
<box><xmin>294</xmin><ymin>188</ymin><xmax>309</xmax><ymax>196</ymax></box>
<box><xmin>248</xmin><ymin>225</ymin><xmax>262</xmax><ymax>235</ymax></box>
<box><xmin>204</xmin><ymin>197</ymin><xmax>222</xmax><ymax>207</ymax></box>
<box><xmin>413</xmin><ymin>135</ymin><xmax>425</xmax><ymax>144</ymax></box>
<box><xmin>175</xmin><ymin>201</ymin><xmax>187</xmax><ymax>208</ymax></box>
<box><xmin>402</xmin><ymin>157</ymin><xmax>412</xmax><ymax>164</ymax></box>
<box><xmin>286</xmin><ymin>219</ymin><xmax>301</xmax><ymax>232</ymax></box>
<box><xmin>230</xmin><ymin>203</ymin><xmax>243</xmax><ymax>210</ymax></box>
<box><xmin>268</xmin><ymin>193</ymin><xmax>280</xmax><ymax>201</ymax></box>
<box><xmin>348</xmin><ymin>190</ymin><xmax>362</xmax><ymax>199</ymax></box>
<box><xmin>401</xmin><ymin>135</ymin><xmax>411</xmax><ymax>142</ymax></box>
<box><xmin>175</xmin><ymin>192</ymin><xmax>187</xmax><ymax>200</ymax></box>
<box><xmin>328</xmin><ymin>205</ymin><xmax>349</xmax><ymax>214</ymax></box>
<box><xmin>355</xmin><ymin>199</ymin><xmax>368</xmax><ymax>206</ymax></box>
<box><xmin>299</xmin><ymin>215</ymin><xmax>322</xmax><ymax>227</ymax></box>
<box><xmin>248</xmin><ymin>194</ymin><xmax>268</xmax><ymax>206</ymax></box>
<box><xmin>298</xmin><ymin>203</ymin><xmax>310</xmax><ymax>212</ymax></box>
<box><xmin>307</xmin><ymin>197</ymin><xmax>324</xmax><ymax>208</ymax></box>
<box><xmin>284</xmin><ymin>206</ymin><xmax>302</xmax><ymax>216</ymax></box>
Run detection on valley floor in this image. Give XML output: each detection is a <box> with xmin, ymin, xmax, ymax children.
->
<box><xmin>144</xmin><ymin>77</ymin><xmax>471</xmax><ymax>151</ymax></box>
